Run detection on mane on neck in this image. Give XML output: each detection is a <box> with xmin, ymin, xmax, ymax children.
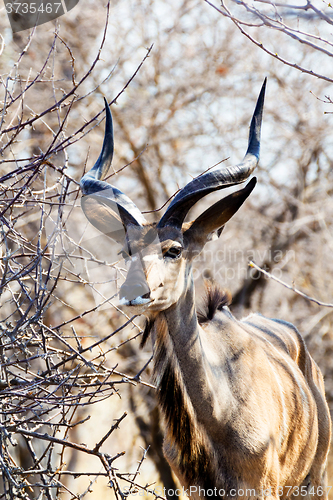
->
<box><xmin>151</xmin><ymin>313</ymin><xmax>221</xmax><ymax>493</ymax></box>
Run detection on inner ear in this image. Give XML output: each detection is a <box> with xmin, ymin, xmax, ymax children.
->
<box><xmin>183</xmin><ymin>177</ymin><xmax>256</xmax><ymax>250</ymax></box>
<box><xmin>81</xmin><ymin>195</ymin><xmax>127</xmax><ymax>244</ymax></box>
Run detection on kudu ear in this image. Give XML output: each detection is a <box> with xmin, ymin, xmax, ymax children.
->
<box><xmin>80</xmin><ymin>98</ymin><xmax>147</xmax><ymax>245</ymax></box>
<box><xmin>81</xmin><ymin>195</ymin><xmax>128</xmax><ymax>244</ymax></box>
<box><xmin>183</xmin><ymin>177</ymin><xmax>256</xmax><ymax>250</ymax></box>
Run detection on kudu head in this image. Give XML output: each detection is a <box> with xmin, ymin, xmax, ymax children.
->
<box><xmin>80</xmin><ymin>80</ymin><xmax>266</xmax><ymax>316</ymax></box>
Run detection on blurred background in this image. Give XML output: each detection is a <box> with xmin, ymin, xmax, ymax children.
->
<box><xmin>1</xmin><ymin>0</ymin><xmax>333</xmax><ymax>498</ymax></box>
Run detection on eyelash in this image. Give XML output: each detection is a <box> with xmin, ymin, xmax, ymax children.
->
<box><xmin>164</xmin><ymin>247</ymin><xmax>182</xmax><ymax>259</ymax></box>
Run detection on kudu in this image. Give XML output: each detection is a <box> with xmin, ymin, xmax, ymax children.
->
<box><xmin>80</xmin><ymin>80</ymin><xmax>331</xmax><ymax>500</ymax></box>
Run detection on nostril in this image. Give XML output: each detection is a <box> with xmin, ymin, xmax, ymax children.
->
<box><xmin>119</xmin><ymin>281</ymin><xmax>151</xmax><ymax>302</ymax></box>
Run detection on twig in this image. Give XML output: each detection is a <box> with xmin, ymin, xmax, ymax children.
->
<box><xmin>249</xmin><ymin>261</ymin><xmax>333</xmax><ymax>308</ymax></box>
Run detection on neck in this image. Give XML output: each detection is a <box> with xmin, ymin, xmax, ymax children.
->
<box><xmin>154</xmin><ymin>278</ymin><xmax>232</xmax><ymax>422</ymax></box>
<box><xmin>151</xmin><ymin>277</ymin><xmax>232</xmax><ymax>493</ymax></box>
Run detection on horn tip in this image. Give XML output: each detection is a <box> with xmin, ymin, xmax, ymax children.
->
<box><xmin>104</xmin><ymin>97</ymin><xmax>112</xmax><ymax>126</ymax></box>
<box><xmin>255</xmin><ymin>78</ymin><xmax>267</xmax><ymax>119</ymax></box>
<box><xmin>248</xmin><ymin>176</ymin><xmax>257</xmax><ymax>189</ymax></box>
<box><xmin>246</xmin><ymin>79</ymin><xmax>267</xmax><ymax>159</ymax></box>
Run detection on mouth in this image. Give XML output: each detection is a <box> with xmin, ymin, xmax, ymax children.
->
<box><xmin>118</xmin><ymin>296</ymin><xmax>153</xmax><ymax>307</ymax></box>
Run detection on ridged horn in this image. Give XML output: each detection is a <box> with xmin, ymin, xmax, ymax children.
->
<box><xmin>80</xmin><ymin>98</ymin><xmax>146</xmax><ymax>230</ymax></box>
<box><xmin>158</xmin><ymin>78</ymin><xmax>266</xmax><ymax>230</ymax></box>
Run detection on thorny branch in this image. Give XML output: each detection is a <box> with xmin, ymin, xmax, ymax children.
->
<box><xmin>249</xmin><ymin>261</ymin><xmax>333</xmax><ymax>308</ymax></box>
<box><xmin>0</xmin><ymin>9</ymin><xmax>159</xmax><ymax>499</ymax></box>
<box><xmin>2</xmin><ymin>0</ymin><xmax>333</xmax><ymax>497</ymax></box>
<box><xmin>205</xmin><ymin>0</ymin><xmax>333</xmax><ymax>83</ymax></box>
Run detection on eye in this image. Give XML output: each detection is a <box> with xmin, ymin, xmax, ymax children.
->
<box><xmin>164</xmin><ymin>246</ymin><xmax>182</xmax><ymax>260</ymax></box>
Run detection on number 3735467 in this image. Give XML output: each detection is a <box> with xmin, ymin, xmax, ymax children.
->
<box><xmin>5</xmin><ymin>3</ymin><xmax>62</xmax><ymax>14</ymax></box>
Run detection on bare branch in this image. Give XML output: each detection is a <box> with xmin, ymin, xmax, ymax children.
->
<box><xmin>249</xmin><ymin>261</ymin><xmax>333</xmax><ymax>308</ymax></box>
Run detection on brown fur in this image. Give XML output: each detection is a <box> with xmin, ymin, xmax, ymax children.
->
<box><xmin>142</xmin><ymin>281</ymin><xmax>232</xmax><ymax>347</ymax></box>
<box><xmin>153</xmin><ymin>314</ymin><xmax>221</xmax><ymax>494</ymax></box>
<box><xmin>124</xmin><ymin>244</ymin><xmax>331</xmax><ymax>500</ymax></box>
<box><xmin>140</xmin><ymin>318</ymin><xmax>155</xmax><ymax>348</ymax></box>
<box><xmin>81</xmin><ymin>83</ymin><xmax>331</xmax><ymax>500</ymax></box>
